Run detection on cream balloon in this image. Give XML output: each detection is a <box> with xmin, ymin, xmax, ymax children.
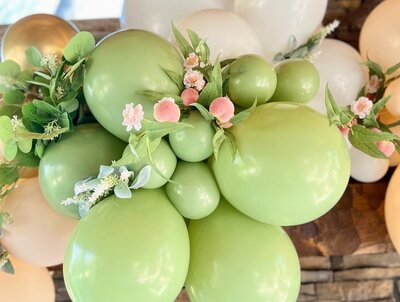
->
<box><xmin>385</xmin><ymin>165</ymin><xmax>400</xmax><ymax>253</ymax></box>
<box><xmin>0</xmin><ymin>256</ymin><xmax>55</xmax><ymax>302</ymax></box>
<box><xmin>360</xmin><ymin>0</ymin><xmax>400</xmax><ymax>73</ymax></box>
<box><xmin>234</xmin><ymin>0</ymin><xmax>327</xmax><ymax>61</ymax></box>
<box><xmin>1</xmin><ymin>178</ymin><xmax>77</xmax><ymax>267</ymax></box>
<box><xmin>349</xmin><ymin>146</ymin><xmax>389</xmax><ymax>183</ymax></box>
<box><xmin>174</xmin><ymin>9</ymin><xmax>263</xmax><ymax>62</ymax></box>
<box><xmin>121</xmin><ymin>0</ymin><xmax>233</xmax><ymax>39</ymax></box>
<box><xmin>385</xmin><ymin>78</ymin><xmax>400</xmax><ymax>117</ymax></box>
<box><xmin>378</xmin><ymin>109</ymin><xmax>400</xmax><ymax>167</ymax></box>
<box><xmin>308</xmin><ymin>39</ymin><xmax>368</xmax><ymax>114</ymax></box>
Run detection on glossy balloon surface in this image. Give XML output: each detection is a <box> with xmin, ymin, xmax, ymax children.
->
<box><xmin>166</xmin><ymin>161</ymin><xmax>220</xmax><ymax>219</ymax></box>
<box><xmin>84</xmin><ymin>29</ymin><xmax>183</xmax><ymax>141</ymax></box>
<box><xmin>169</xmin><ymin>111</ymin><xmax>214</xmax><ymax>162</ymax></box>
<box><xmin>39</xmin><ymin>124</ymin><xmax>125</xmax><ymax>219</ymax></box>
<box><xmin>225</xmin><ymin>54</ymin><xmax>277</xmax><ymax>107</ymax></box>
<box><xmin>64</xmin><ymin>189</ymin><xmax>190</xmax><ymax>302</ymax></box>
<box><xmin>211</xmin><ymin>103</ymin><xmax>350</xmax><ymax>226</ymax></box>
<box><xmin>271</xmin><ymin>59</ymin><xmax>319</xmax><ymax>104</ymax></box>
<box><xmin>186</xmin><ymin>200</ymin><xmax>300</xmax><ymax>302</ymax></box>
<box><xmin>385</xmin><ymin>166</ymin><xmax>400</xmax><ymax>253</ymax></box>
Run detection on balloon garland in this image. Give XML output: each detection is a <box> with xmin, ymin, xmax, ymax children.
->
<box><xmin>0</xmin><ymin>2</ymin><xmax>400</xmax><ymax>301</ymax></box>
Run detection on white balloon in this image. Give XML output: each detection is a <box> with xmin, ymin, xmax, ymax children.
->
<box><xmin>174</xmin><ymin>9</ymin><xmax>263</xmax><ymax>62</ymax></box>
<box><xmin>234</xmin><ymin>0</ymin><xmax>327</xmax><ymax>61</ymax></box>
<box><xmin>308</xmin><ymin>39</ymin><xmax>368</xmax><ymax>114</ymax></box>
<box><xmin>121</xmin><ymin>0</ymin><xmax>233</xmax><ymax>39</ymax></box>
<box><xmin>349</xmin><ymin>146</ymin><xmax>389</xmax><ymax>183</ymax></box>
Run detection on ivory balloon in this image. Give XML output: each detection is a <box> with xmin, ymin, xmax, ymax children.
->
<box><xmin>121</xmin><ymin>0</ymin><xmax>233</xmax><ymax>39</ymax></box>
<box><xmin>1</xmin><ymin>178</ymin><xmax>77</xmax><ymax>267</ymax></box>
<box><xmin>234</xmin><ymin>0</ymin><xmax>327</xmax><ymax>61</ymax></box>
<box><xmin>0</xmin><ymin>256</ymin><xmax>55</xmax><ymax>302</ymax></box>
<box><xmin>360</xmin><ymin>0</ymin><xmax>400</xmax><ymax>73</ymax></box>
<box><xmin>175</xmin><ymin>9</ymin><xmax>263</xmax><ymax>62</ymax></box>
<box><xmin>385</xmin><ymin>78</ymin><xmax>400</xmax><ymax>117</ymax></box>
<box><xmin>378</xmin><ymin>109</ymin><xmax>400</xmax><ymax>167</ymax></box>
<box><xmin>349</xmin><ymin>146</ymin><xmax>389</xmax><ymax>183</ymax></box>
<box><xmin>308</xmin><ymin>39</ymin><xmax>368</xmax><ymax>114</ymax></box>
<box><xmin>385</xmin><ymin>166</ymin><xmax>400</xmax><ymax>252</ymax></box>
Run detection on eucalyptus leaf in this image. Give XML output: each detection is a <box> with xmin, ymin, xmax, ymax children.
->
<box><xmin>60</xmin><ymin>98</ymin><xmax>79</xmax><ymax>113</ymax></box>
<box><xmin>0</xmin><ymin>116</ymin><xmax>13</xmax><ymax>142</ymax></box>
<box><xmin>35</xmin><ymin>140</ymin><xmax>45</xmax><ymax>158</ymax></box>
<box><xmin>32</xmin><ymin>100</ymin><xmax>60</xmax><ymax>116</ymax></box>
<box><xmin>3</xmin><ymin>90</ymin><xmax>25</xmax><ymax>105</ymax></box>
<box><xmin>17</xmin><ymin>137</ymin><xmax>32</xmax><ymax>153</ymax></box>
<box><xmin>4</xmin><ymin>142</ymin><xmax>18</xmax><ymax>161</ymax></box>
<box><xmin>25</xmin><ymin>47</ymin><xmax>43</xmax><ymax>68</ymax></box>
<box><xmin>114</xmin><ymin>182</ymin><xmax>132</xmax><ymax>199</ymax></box>
<box><xmin>0</xmin><ymin>60</ymin><xmax>20</xmax><ymax>77</ymax></box>
<box><xmin>64</xmin><ymin>31</ymin><xmax>95</xmax><ymax>63</ymax></box>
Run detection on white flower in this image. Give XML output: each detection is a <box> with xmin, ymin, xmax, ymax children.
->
<box><xmin>184</xmin><ymin>70</ymin><xmax>206</xmax><ymax>91</ymax></box>
<box><xmin>184</xmin><ymin>52</ymin><xmax>200</xmax><ymax>70</ymax></box>
<box><xmin>55</xmin><ymin>86</ymin><xmax>65</xmax><ymax>100</ymax></box>
<box><xmin>10</xmin><ymin>115</ymin><xmax>23</xmax><ymax>130</ymax></box>
<box><xmin>351</xmin><ymin>96</ymin><xmax>373</xmax><ymax>119</ymax></box>
<box><xmin>119</xmin><ymin>166</ymin><xmax>133</xmax><ymax>182</ymax></box>
<box><xmin>41</xmin><ymin>54</ymin><xmax>60</xmax><ymax>74</ymax></box>
<box><xmin>122</xmin><ymin>103</ymin><xmax>144</xmax><ymax>132</ymax></box>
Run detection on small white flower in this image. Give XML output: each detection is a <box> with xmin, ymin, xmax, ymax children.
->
<box><xmin>10</xmin><ymin>115</ymin><xmax>23</xmax><ymax>130</ymax></box>
<box><xmin>119</xmin><ymin>167</ymin><xmax>133</xmax><ymax>182</ymax></box>
<box><xmin>55</xmin><ymin>86</ymin><xmax>65</xmax><ymax>100</ymax></box>
<box><xmin>41</xmin><ymin>54</ymin><xmax>60</xmax><ymax>74</ymax></box>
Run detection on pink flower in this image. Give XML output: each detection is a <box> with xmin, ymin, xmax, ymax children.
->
<box><xmin>122</xmin><ymin>103</ymin><xmax>144</xmax><ymax>132</ymax></box>
<box><xmin>184</xmin><ymin>52</ymin><xmax>200</xmax><ymax>70</ymax></box>
<box><xmin>181</xmin><ymin>88</ymin><xmax>199</xmax><ymax>106</ymax></box>
<box><xmin>209</xmin><ymin>97</ymin><xmax>235</xmax><ymax>127</ymax></box>
<box><xmin>184</xmin><ymin>70</ymin><xmax>206</xmax><ymax>91</ymax></box>
<box><xmin>366</xmin><ymin>75</ymin><xmax>381</xmax><ymax>94</ymax></box>
<box><xmin>370</xmin><ymin>128</ymin><xmax>396</xmax><ymax>157</ymax></box>
<box><xmin>351</xmin><ymin>96</ymin><xmax>373</xmax><ymax>119</ymax></box>
<box><xmin>153</xmin><ymin>97</ymin><xmax>181</xmax><ymax>123</ymax></box>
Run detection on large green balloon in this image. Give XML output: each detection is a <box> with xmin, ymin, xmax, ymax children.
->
<box><xmin>211</xmin><ymin>103</ymin><xmax>350</xmax><ymax>226</ymax></box>
<box><xmin>225</xmin><ymin>54</ymin><xmax>277</xmax><ymax>108</ymax></box>
<box><xmin>84</xmin><ymin>29</ymin><xmax>183</xmax><ymax>142</ymax></box>
<box><xmin>124</xmin><ymin>139</ymin><xmax>177</xmax><ymax>189</ymax></box>
<box><xmin>186</xmin><ymin>200</ymin><xmax>300</xmax><ymax>302</ymax></box>
<box><xmin>39</xmin><ymin>124</ymin><xmax>125</xmax><ymax>219</ymax></box>
<box><xmin>64</xmin><ymin>189</ymin><xmax>190</xmax><ymax>302</ymax></box>
<box><xmin>166</xmin><ymin>161</ymin><xmax>220</xmax><ymax>219</ymax></box>
<box><xmin>271</xmin><ymin>59</ymin><xmax>320</xmax><ymax>104</ymax></box>
<box><xmin>169</xmin><ymin>111</ymin><xmax>214</xmax><ymax>162</ymax></box>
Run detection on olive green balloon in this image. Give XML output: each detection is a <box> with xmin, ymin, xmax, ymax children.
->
<box><xmin>271</xmin><ymin>59</ymin><xmax>320</xmax><ymax>104</ymax></box>
<box><xmin>166</xmin><ymin>161</ymin><xmax>220</xmax><ymax>219</ymax></box>
<box><xmin>211</xmin><ymin>103</ymin><xmax>350</xmax><ymax>226</ymax></box>
<box><xmin>84</xmin><ymin>29</ymin><xmax>183</xmax><ymax>142</ymax></box>
<box><xmin>39</xmin><ymin>124</ymin><xmax>125</xmax><ymax>219</ymax></box>
<box><xmin>124</xmin><ymin>139</ymin><xmax>177</xmax><ymax>189</ymax></box>
<box><xmin>225</xmin><ymin>54</ymin><xmax>277</xmax><ymax>108</ymax></box>
<box><xmin>64</xmin><ymin>189</ymin><xmax>190</xmax><ymax>302</ymax></box>
<box><xmin>186</xmin><ymin>200</ymin><xmax>300</xmax><ymax>302</ymax></box>
<box><xmin>169</xmin><ymin>111</ymin><xmax>214</xmax><ymax>162</ymax></box>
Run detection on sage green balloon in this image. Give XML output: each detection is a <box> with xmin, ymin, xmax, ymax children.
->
<box><xmin>124</xmin><ymin>139</ymin><xmax>177</xmax><ymax>189</ymax></box>
<box><xmin>225</xmin><ymin>54</ymin><xmax>277</xmax><ymax>108</ymax></box>
<box><xmin>211</xmin><ymin>103</ymin><xmax>350</xmax><ymax>226</ymax></box>
<box><xmin>84</xmin><ymin>29</ymin><xmax>183</xmax><ymax>142</ymax></box>
<box><xmin>166</xmin><ymin>161</ymin><xmax>220</xmax><ymax>219</ymax></box>
<box><xmin>64</xmin><ymin>189</ymin><xmax>190</xmax><ymax>302</ymax></box>
<box><xmin>39</xmin><ymin>124</ymin><xmax>125</xmax><ymax>219</ymax></box>
<box><xmin>186</xmin><ymin>200</ymin><xmax>300</xmax><ymax>302</ymax></box>
<box><xmin>271</xmin><ymin>59</ymin><xmax>320</xmax><ymax>104</ymax></box>
<box><xmin>169</xmin><ymin>111</ymin><xmax>214</xmax><ymax>162</ymax></box>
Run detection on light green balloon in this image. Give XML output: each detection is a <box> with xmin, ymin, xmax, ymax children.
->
<box><xmin>186</xmin><ymin>200</ymin><xmax>300</xmax><ymax>302</ymax></box>
<box><xmin>166</xmin><ymin>161</ymin><xmax>220</xmax><ymax>219</ymax></box>
<box><xmin>39</xmin><ymin>124</ymin><xmax>125</xmax><ymax>219</ymax></box>
<box><xmin>124</xmin><ymin>139</ymin><xmax>177</xmax><ymax>189</ymax></box>
<box><xmin>84</xmin><ymin>29</ymin><xmax>183</xmax><ymax>142</ymax></box>
<box><xmin>64</xmin><ymin>189</ymin><xmax>190</xmax><ymax>302</ymax></box>
<box><xmin>271</xmin><ymin>59</ymin><xmax>320</xmax><ymax>104</ymax></box>
<box><xmin>211</xmin><ymin>103</ymin><xmax>350</xmax><ymax>226</ymax></box>
<box><xmin>169</xmin><ymin>111</ymin><xmax>214</xmax><ymax>162</ymax></box>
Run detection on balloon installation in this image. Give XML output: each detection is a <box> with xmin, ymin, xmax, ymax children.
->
<box><xmin>1</xmin><ymin>2</ymin><xmax>400</xmax><ymax>302</ymax></box>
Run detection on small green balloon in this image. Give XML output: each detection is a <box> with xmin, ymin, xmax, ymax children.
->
<box><xmin>64</xmin><ymin>189</ymin><xmax>190</xmax><ymax>302</ymax></box>
<box><xmin>39</xmin><ymin>124</ymin><xmax>125</xmax><ymax>219</ymax></box>
<box><xmin>166</xmin><ymin>161</ymin><xmax>220</xmax><ymax>219</ymax></box>
<box><xmin>186</xmin><ymin>200</ymin><xmax>300</xmax><ymax>302</ymax></box>
<box><xmin>84</xmin><ymin>29</ymin><xmax>183</xmax><ymax>142</ymax></box>
<box><xmin>225</xmin><ymin>54</ymin><xmax>277</xmax><ymax>108</ymax></box>
<box><xmin>211</xmin><ymin>103</ymin><xmax>350</xmax><ymax>226</ymax></box>
<box><xmin>169</xmin><ymin>111</ymin><xmax>214</xmax><ymax>162</ymax></box>
<box><xmin>271</xmin><ymin>59</ymin><xmax>320</xmax><ymax>104</ymax></box>
<box><xmin>124</xmin><ymin>139</ymin><xmax>177</xmax><ymax>189</ymax></box>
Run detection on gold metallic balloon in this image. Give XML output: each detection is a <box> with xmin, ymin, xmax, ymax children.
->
<box><xmin>1</xmin><ymin>14</ymin><xmax>78</xmax><ymax>69</ymax></box>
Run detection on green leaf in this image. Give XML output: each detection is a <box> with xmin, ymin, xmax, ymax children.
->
<box><xmin>3</xmin><ymin>90</ymin><xmax>25</xmax><ymax>105</ymax></box>
<box><xmin>25</xmin><ymin>47</ymin><xmax>43</xmax><ymax>68</ymax></box>
<box><xmin>33</xmin><ymin>71</ymin><xmax>51</xmax><ymax>81</ymax></box>
<box><xmin>386</xmin><ymin>62</ymin><xmax>400</xmax><ymax>75</ymax></box>
<box><xmin>14</xmin><ymin>150</ymin><xmax>40</xmax><ymax>167</ymax></box>
<box><xmin>363</xmin><ymin>59</ymin><xmax>385</xmax><ymax>79</ymax></box>
<box><xmin>59</xmin><ymin>98</ymin><xmax>79</xmax><ymax>113</ymax></box>
<box><xmin>164</xmin><ymin>69</ymin><xmax>184</xmax><ymax>90</ymax></box>
<box><xmin>0</xmin><ymin>116</ymin><xmax>13</xmax><ymax>142</ymax></box>
<box><xmin>114</xmin><ymin>182</ymin><xmax>132</xmax><ymax>199</ymax></box>
<box><xmin>212</xmin><ymin>59</ymin><xmax>223</xmax><ymax>96</ymax></box>
<box><xmin>16</xmin><ymin>127</ymin><xmax>69</xmax><ymax>140</ymax></box>
<box><xmin>198</xmin><ymin>82</ymin><xmax>218</xmax><ymax>107</ymax></box>
<box><xmin>212</xmin><ymin>129</ymin><xmax>226</xmax><ymax>159</ymax></box>
<box><xmin>32</xmin><ymin>100</ymin><xmax>60</xmax><ymax>116</ymax></box>
<box><xmin>16</xmin><ymin>70</ymin><xmax>33</xmax><ymax>89</ymax></box>
<box><xmin>325</xmin><ymin>86</ymin><xmax>353</xmax><ymax>126</ymax></box>
<box><xmin>187</xmin><ymin>29</ymin><xmax>202</xmax><ymax>50</ymax></box>
<box><xmin>363</xmin><ymin>95</ymin><xmax>391</xmax><ymax>128</ymax></box>
<box><xmin>0</xmin><ymin>104</ymin><xmax>22</xmax><ymax>118</ymax></box>
<box><xmin>17</xmin><ymin>137</ymin><xmax>32</xmax><ymax>153</ymax></box>
<box><xmin>64</xmin><ymin>31</ymin><xmax>95</xmax><ymax>64</ymax></box>
<box><xmin>0</xmin><ymin>165</ymin><xmax>19</xmax><ymax>186</ymax></box>
<box><xmin>230</xmin><ymin>100</ymin><xmax>257</xmax><ymax>125</ymax></box>
<box><xmin>35</xmin><ymin>140</ymin><xmax>45</xmax><ymax>158</ymax></box>
<box><xmin>220</xmin><ymin>59</ymin><xmax>236</xmax><ymax>68</ymax></box>
<box><xmin>196</xmin><ymin>40</ymin><xmax>210</xmax><ymax>64</ymax></box>
<box><xmin>71</xmin><ymin>65</ymin><xmax>85</xmax><ymax>91</ymax></box>
<box><xmin>4</xmin><ymin>142</ymin><xmax>18</xmax><ymax>161</ymax></box>
<box><xmin>224</xmin><ymin>129</ymin><xmax>237</xmax><ymax>159</ymax></box>
<box><xmin>0</xmin><ymin>258</ymin><xmax>15</xmax><ymax>275</ymax></box>
<box><xmin>189</xmin><ymin>103</ymin><xmax>214</xmax><ymax>121</ymax></box>
<box><xmin>0</xmin><ymin>60</ymin><xmax>20</xmax><ymax>77</ymax></box>
<box><xmin>142</xmin><ymin>120</ymin><xmax>192</xmax><ymax>140</ymax></box>
<box><xmin>172</xmin><ymin>24</ymin><xmax>194</xmax><ymax>58</ymax></box>
<box><xmin>142</xmin><ymin>90</ymin><xmax>183</xmax><ymax>104</ymax></box>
